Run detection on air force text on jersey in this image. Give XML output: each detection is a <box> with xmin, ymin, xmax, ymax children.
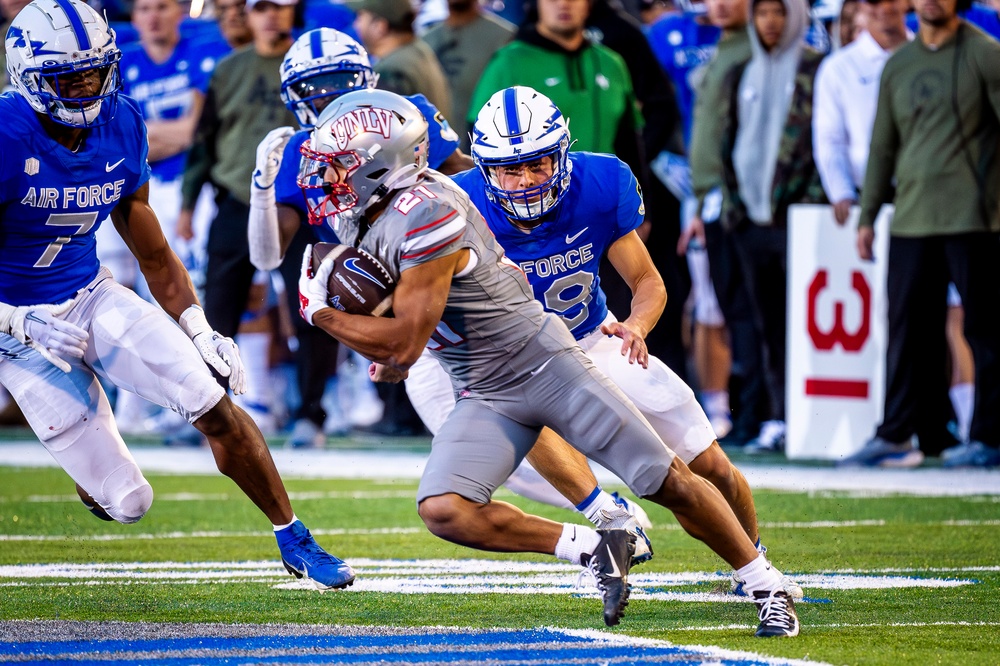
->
<box><xmin>20</xmin><ymin>180</ymin><xmax>127</xmax><ymax>209</ymax></box>
<box><xmin>518</xmin><ymin>243</ymin><xmax>595</xmax><ymax>279</ymax></box>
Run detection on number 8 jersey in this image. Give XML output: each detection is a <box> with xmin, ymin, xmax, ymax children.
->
<box><xmin>451</xmin><ymin>151</ymin><xmax>644</xmax><ymax>340</ymax></box>
<box><xmin>0</xmin><ymin>92</ymin><xmax>151</xmax><ymax>305</ymax></box>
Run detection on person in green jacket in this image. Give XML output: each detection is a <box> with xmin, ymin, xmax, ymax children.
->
<box><xmin>469</xmin><ymin>0</ymin><xmax>643</xmax><ymax>166</ymax></box>
<box><xmin>854</xmin><ymin>0</ymin><xmax>1000</xmax><ymax>469</ymax></box>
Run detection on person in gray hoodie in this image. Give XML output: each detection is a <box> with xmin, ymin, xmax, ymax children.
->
<box><xmin>718</xmin><ymin>0</ymin><xmax>827</xmax><ymax>454</ymax></box>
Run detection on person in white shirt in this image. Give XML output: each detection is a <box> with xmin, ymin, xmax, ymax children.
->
<box><xmin>812</xmin><ymin>0</ymin><xmax>910</xmax><ymax>226</ymax></box>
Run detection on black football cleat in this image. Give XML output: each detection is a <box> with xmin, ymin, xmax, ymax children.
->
<box><xmin>580</xmin><ymin>529</ymin><xmax>636</xmax><ymax>626</ymax></box>
<box><xmin>753</xmin><ymin>589</ymin><xmax>800</xmax><ymax>637</ymax></box>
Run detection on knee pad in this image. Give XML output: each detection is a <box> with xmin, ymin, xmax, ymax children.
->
<box><xmin>101</xmin><ymin>464</ymin><xmax>154</xmax><ymax>524</ymax></box>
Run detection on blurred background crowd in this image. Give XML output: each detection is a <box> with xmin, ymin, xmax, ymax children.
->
<box><xmin>0</xmin><ymin>0</ymin><xmax>997</xmax><ymax>468</ymax></box>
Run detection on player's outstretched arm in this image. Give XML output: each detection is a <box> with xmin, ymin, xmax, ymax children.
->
<box><xmin>603</xmin><ymin>231</ymin><xmax>667</xmax><ymax>367</ymax></box>
<box><xmin>248</xmin><ymin>127</ymin><xmax>297</xmax><ymax>270</ymax></box>
<box><xmin>301</xmin><ymin>246</ymin><xmax>465</xmax><ymax>372</ymax></box>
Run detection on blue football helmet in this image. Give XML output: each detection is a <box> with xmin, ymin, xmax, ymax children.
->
<box><xmin>5</xmin><ymin>0</ymin><xmax>122</xmax><ymax>127</ymax></box>
<box><xmin>280</xmin><ymin>28</ymin><xmax>378</xmax><ymax>130</ymax></box>
<box><xmin>471</xmin><ymin>86</ymin><xmax>572</xmax><ymax>226</ymax></box>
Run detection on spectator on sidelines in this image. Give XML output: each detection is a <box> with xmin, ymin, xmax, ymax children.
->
<box><xmin>214</xmin><ymin>0</ymin><xmax>254</xmax><ymax>47</ymax></box>
<box><xmin>856</xmin><ymin>0</ymin><xmax>1000</xmax><ymax>469</ymax></box>
<box><xmin>718</xmin><ymin>0</ymin><xmax>826</xmax><ymax>453</ymax></box>
<box><xmin>470</xmin><ymin>0</ymin><xmax>643</xmax><ymax>167</ymax></box>
<box><xmin>180</xmin><ymin>0</ymin><xmax>341</xmax><ymax>445</ymax></box>
<box><xmin>813</xmin><ymin>0</ymin><xmax>910</xmax><ymax>228</ymax></box>
<box><xmin>347</xmin><ymin>0</ymin><xmax>453</xmax><ymax>123</ymax></box>
<box><xmin>684</xmin><ymin>0</ymin><xmax>754</xmax><ymax>443</ymax></box>
<box><xmin>646</xmin><ymin>0</ymin><xmax>735</xmax><ymax>439</ymax></box>
<box><xmin>835</xmin><ymin>0</ymin><xmax>863</xmax><ymax>46</ymax></box>
<box><xmin>422</xmin><ymin>0</ymin><xmax>516</xmax><ymax>150</ymax></box>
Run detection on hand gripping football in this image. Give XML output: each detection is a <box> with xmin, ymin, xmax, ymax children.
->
<box><xmin>312</xmin><ymin>243</ymin><xmax>395</xmax><ymax>317</ymax></box>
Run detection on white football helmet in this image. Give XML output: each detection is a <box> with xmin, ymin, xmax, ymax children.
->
<box><xmin>280</xmin><ymin>28</ymin><xmax>378</xmax><ymax>130</ymax></box>
<box><xmin>298</xmin><ymin>89</ymin><xmax>429</xmax><ymax>227</ymax></box>
<box><xmin>5</xmin><ymin>0</ymin><xmax>122</xmax><ymax>127</ymax></box>
<box><xmin>471</xmin><ymin>86</ymin><xmax>572</xmax><ymax>226</ymax></box>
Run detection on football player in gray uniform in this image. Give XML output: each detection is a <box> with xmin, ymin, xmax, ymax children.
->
<box><xmin>296</xmin><ymin>89</ymin><xmax>800</xmax><ymax>637</ymax></box>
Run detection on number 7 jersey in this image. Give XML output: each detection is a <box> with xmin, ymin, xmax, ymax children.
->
<box><xmin>0</xmin><ymin>92</ymin><xmax>151</xmax><ymax>306</ymax></box>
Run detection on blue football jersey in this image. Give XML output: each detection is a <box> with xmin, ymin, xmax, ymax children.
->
<box><xmin>0</xmin><ymin>93</ymin><xmax>152</xmax><ymax>306</ymax></box>
<box><xmin>451</xmin><ymin>152</ymin><xmax>645</xmax><ymax>340</ymax></box>
<box><xmin>274</xmin><ymin>93</ymin><xmax>461</xmax><ymax>243</ymax></box>
<box><xmin>646</xmin><ymin>13</ymin><xmax>720</xmax><ymax>149</ymax></box>
<box><xmin>120</xmin><ymin>36</ymin><xmax>229</xmax><ymax>181</ymax></box>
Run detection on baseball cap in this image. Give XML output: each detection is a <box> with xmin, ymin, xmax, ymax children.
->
<box><xmin>344</xmin><ymin>0</ymin><xmax>414</xmax><ymax>25</ymax></box>
<box><xmin>246</xmin><ymin>0</ymin><xmax>298</xmax><ymax>9</ymax></box>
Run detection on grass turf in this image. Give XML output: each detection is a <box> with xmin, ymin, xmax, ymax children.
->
<box><xmin>0</xmin><ymin>464</ymin><xmax>998</xmax><ymax>665</ymax></box>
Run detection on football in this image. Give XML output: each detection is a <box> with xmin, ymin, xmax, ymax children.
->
<box><xmin>312</xmin><ymin>243</ymin><xmax>395</xmax><ymax>317</ymax></box>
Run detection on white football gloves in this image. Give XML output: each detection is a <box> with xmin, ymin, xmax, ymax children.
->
<box><xmin>249</xmin><ymin>127</ymin><xmax>295</xmax><ymax>271</ymax></box>
<box><xmin>178</xmin><ymin>305</ymin><xmax>247</xmax><ymax>395</ymax></box>
<box><xmin>251</xmin><ymin>126</ymin><xmax>294</xmax><ymax>194</ymax></box>
<box><xmin>0</xmin><ymin>299</ymin><xmax>88</xmax><ymax>373</ymax></box>
<box><xmin>299</xmin><ymin>244</ymin><xmax>336</xmax><ymax>325</ymax></box>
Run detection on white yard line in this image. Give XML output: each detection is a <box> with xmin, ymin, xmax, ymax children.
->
<box><xmin>1</xmin><ymin>441</ymin><xmax>998</xmax><ymax>495</ymax></box>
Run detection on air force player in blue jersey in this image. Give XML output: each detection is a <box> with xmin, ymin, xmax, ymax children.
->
<box><xmin>451</xmin><ymin>87</ymin><xmax>803</xmax><ymax>600</ymax></box>
<box><xmin>247</xmin><ymin>28</ymin><xmax>471</xmax><ymax>271</ymax></box>
<box><xmin>0</xmin><ymin>0</ymin><xmax>354</xmax><ymax>590</ymax></box>
<box><xmin>247</xmin><ymin>30</ymin><xmax>656</xmax><ymax>554</ymax></box>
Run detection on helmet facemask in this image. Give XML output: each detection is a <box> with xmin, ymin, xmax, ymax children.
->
<box><xmin>298</xmin><ymin>141</ymin><xmax>369</xmax><ymax>229</ymax></box>
<box><xmin>31</xmin><ymin>50</ymin><xmax>122</xmax><ymax>127</ymax></box>
<box><xmin>479</xmin><ymin>139</ymin><xmax>570</xmax><ymax>228</ymax></box>
<box><xmin>282</xmin><ymin>64</ymin><xmax>377</xmax><ymax>129</ymax></box>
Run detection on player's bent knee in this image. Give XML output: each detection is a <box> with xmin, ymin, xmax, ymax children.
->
<box><xmin>689</xmin><ymin>443</ymin><xmax>735</xmax><ymax>487</ymax></box>
<box><xmin>645</xmin><ymin>459</ymin><xmax>699</xmax><ymax>510</ymax></box>
<box><xmin>417</xmin><ymin>494</ymin><xmax>472</xmax><ymax>538</ymax></box>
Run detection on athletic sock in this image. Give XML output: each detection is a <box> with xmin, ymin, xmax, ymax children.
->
<box><xmin>554</xmin><ymin>523</ymin><xmax>603</xmax><ymax>564</ymax></box>
<box><xmin>272</xmin><ymin>515</ymin><xmax>299</xmax><ymax>532</ymax></box>
<box><xmin>949</xmin><ymin>382</ymin><xmax>974</xmax><ymax>442</ymax></box>
<box><xmin>575</xmin><ymin>486</ymin><xmax>621</xmax><ymax>525</ymax></box>
<box><xmin>735</xmin><ymin>554</ymin><xmax>783</xmax><ymax>594</ymax></box>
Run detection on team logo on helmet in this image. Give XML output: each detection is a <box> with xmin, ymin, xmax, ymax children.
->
<box><xmin>328</xmin><ymin>108</ymin><xmax>394</xmax><ymax>151</ymax></box>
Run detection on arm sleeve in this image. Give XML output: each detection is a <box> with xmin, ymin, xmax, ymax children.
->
<box><xmin>812</xmin><ymin>59</ymin><xmax>859</xmax><ymax>203</ymax></box>
<box><xmin>180</xmin><ymin>83</ymin><xmax>219</xmax><ymax>210</ymax></box>
<box><xmin>858</xmin><ymin>66</ymin><xmax>900</xmax><ymax>229</ymax></box>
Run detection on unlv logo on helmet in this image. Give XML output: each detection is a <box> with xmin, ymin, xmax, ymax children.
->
<box><xmin>328</xmin><ymin>108</ymin><xmax>394</xmax><ymax>151</ymax></box>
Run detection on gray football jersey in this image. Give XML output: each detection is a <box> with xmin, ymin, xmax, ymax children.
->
<box><xmin>335</xmin><ymin>170</ymin><xmax>552</xmax><ymax>392</ymax></box>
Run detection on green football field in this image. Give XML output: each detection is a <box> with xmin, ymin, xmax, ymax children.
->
<box><xmin>0</xmin><ymin>441</ymin><xmax>998</xmax><ymax>665</ymax></box>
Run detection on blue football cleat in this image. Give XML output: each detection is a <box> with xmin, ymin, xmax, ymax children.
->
<box><xmin>276</xmin><ymin>520</ymin><xmax>355</xmax><ymax>590</ymax></box>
